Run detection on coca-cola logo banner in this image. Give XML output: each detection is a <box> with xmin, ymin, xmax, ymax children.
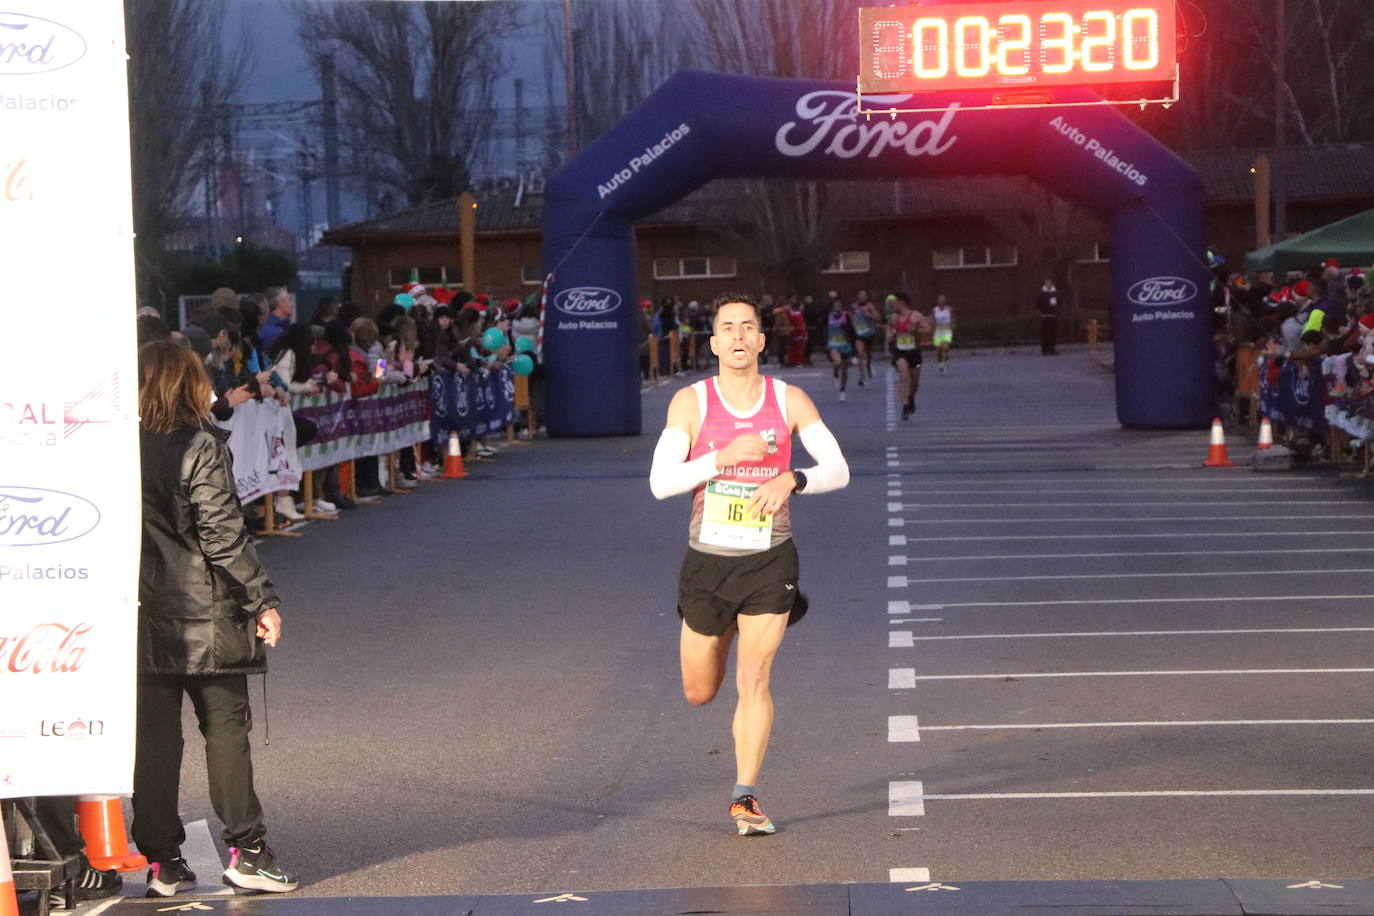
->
<box><xmin>0</xmin><ymin>486</ymin><xmax>100</xmax><ymax>546</ymax></box>
<box><xmin>1127</xmin><ymin>277</ymin><xmax>1199</xmax><ymax>309</ymax></box>
<box><xmin>0</xmin><ymin>11</ymin><xmax>88</xmax><ymax>76</ymax></box>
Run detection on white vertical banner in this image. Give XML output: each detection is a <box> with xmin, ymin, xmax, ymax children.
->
<box><xmin>0</xmin><ymin>2</ymin><xmax>139</xmax><ymax>797</ymax></box>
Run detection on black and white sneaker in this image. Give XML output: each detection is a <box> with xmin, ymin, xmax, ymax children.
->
<box><xmin>145</xmin><ymin>857</ymin><xmax>196</xmax><ymax>897</ymax></box>
<box><xmin>223</xmin><ymin>841</ymin><xmax>298</xmax><ymax>893</ymax></box>
<box><xmin>49</xmin><ymin>859</ymin><xmax>122</xmax><ymax>908</ymax></box>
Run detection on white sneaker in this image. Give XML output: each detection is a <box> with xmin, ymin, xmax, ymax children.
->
<box><xmin>397</xmin><ymin>476</ymin><xmax>418</xmax><ymax>489</ymax></box>
<box><xmin>419</xmin><ymin>462</ymin><xmax>439</xmax><ymax>478</ymax></box>
<box><xmin>313</xmin><ymin>498</ymin><xmax>337</xmax><ymax>514</ymax></box>
<box><xmin>274</xmin><ymin>495</ymin><xmax>303</xmax><ymax>520</ymax></box>
<box><xmin>838</xmin><ymin>391</ymin><xmax>846</xmax><ymax>402</ymax></box>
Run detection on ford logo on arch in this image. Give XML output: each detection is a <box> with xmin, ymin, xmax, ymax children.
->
<box><xmin>0</xmin><ymin>12</ymin><xmax>88</xmax><ymax>76</ymax></box>
<box><xmin>1127</xmin><ymin>277</ymin><xmax>1198</xmax><ymax>308</ymax></box>
<box><xmin>0</xmin><ymin>486</ymin><xmax>100</xmax><ymax>547</ymax></box>
<box><xmin>553</xmin><ymin>287</ymin><xmax>622</xmax><ymax>316</ymax></box>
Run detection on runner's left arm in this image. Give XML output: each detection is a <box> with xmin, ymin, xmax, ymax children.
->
<box><xmin>789</xmin><ymin>386</ymin><xmax>849</xmax><ymax>494</ymax></box>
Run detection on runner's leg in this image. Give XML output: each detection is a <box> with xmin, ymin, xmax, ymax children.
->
<box><xmin>731</xmin><ymin>611</ymin><xmax>789</xmax><ymax>786</ymax></box>
<box><xmin>680</xmin><ymin>621</ymin><xmax>736</xmax><ymax>706</ymax></box>
<box><xmin>855</xmin><ymin>338</ymin><xmax>867</xmax><ymax>386</ymax></box>
<box><xmin>896</xmin><ymin>357</ymin><xmax>913</xmax><ymax>418</ymax></box>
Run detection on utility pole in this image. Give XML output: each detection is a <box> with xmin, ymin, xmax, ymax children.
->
<box><xmin>514</xmin><ymin>77</ymin><xmax>527</xmax><ymax>168</ymax></box>
<box><xmin>297</xmin><ymin>141</ymin><xmax>315</xmax><ymax>255</ymax></box>
<box><xmin>563</xmin><ymin>0</ymin><xmax>577</xmax><ymax>156</ymax></box>
<box><xmin>200</xmin><ymin>81</ymin><xmax>219</xmax><ymax>260</ymax></box>
<box><xmin>1274</xmin><ymin>0</ymin><xmax>1287</xmax><ymax>241</ymax></box>
<box><xmin>320</xmin><ymin>52</ymin><xmax>341</xmax><ymax>230</ymax></box>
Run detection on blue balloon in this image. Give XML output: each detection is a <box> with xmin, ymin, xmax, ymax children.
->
<box><xmin>482</xmin><ymin>328</ymin><xmax>508</xmax><ymax>352</ymax></box>
<box><xmin>511</xmin><ymin>354</ymin><xmax>535</xmax><ymax>376</ymax></box>
<box><xmin>514</xmin><ymin>336</ymin><xmax>535</xmax><ymax>354</ymax></box>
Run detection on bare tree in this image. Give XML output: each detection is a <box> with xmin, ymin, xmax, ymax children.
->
<box><xmin>686</xmin><ymin>0</ymin><xmax>867</xmax><ymax>292</ymax></box>
<box><xmin>293</xmin><ymin>1</ymin><xmax>519</xmax><ymax>206</ymax></box>
<box><xmin>125</xmin><ymin>0</ymin><xmax>252</xmax><ymax>309</ymax></box>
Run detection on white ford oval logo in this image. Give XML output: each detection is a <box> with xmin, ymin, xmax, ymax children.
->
<box><xmin>553</xmin><ymin>287</ymin><xmax>622</xmax><ymax>316</ymax></box>
<box><xmin>1128</xmin><ymin>277</ymin><xmax>1198</xmax><ymax>307</ymax></box>
<box><xmin>0</xmin><ymin>486</ymin><xmax>101</xmax><ymax>546</ymax></box>
<box><xmin>0</xmin><ymin>12</ymin><xmax>88</xmax><ymax>76</ymax></box>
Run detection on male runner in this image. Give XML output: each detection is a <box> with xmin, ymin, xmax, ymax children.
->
<box><xmin>931</xmin><ymin>294</ymin><xmax>954</xmax><ymax>372</ymax></box>
<box><xmin>650</xmin><ymin>293</ymin><xmax>850</xmax><ymax>836</ymax></box>
<box><xmin>825</xmin><ymin>296</ymin><xmax>855</xmax><ymax>402</ymax></box>
<box><xmin>851</xmin><ymin>289</ymin><xmax>881</xmax><ymax>384</ymax></box>
<box><xmin>888</xmin><ymin>292</ymin><xmax>931</xmax><ymax>420</ymax></box>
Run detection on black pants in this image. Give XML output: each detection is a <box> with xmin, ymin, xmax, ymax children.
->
<box><xmin>34</xmin><ymin>796</ymin><xmax>82</xmax><ymax>858</ymax></box>
<box><xmin>1041</xmin><ymin>316</ymin><xmax>1058</xmax><ymax>354</ymax></box>
<box><xmin>132</xmin><ymin>673</ymin><xmax>265</xmax><ymax>861</ymax></box>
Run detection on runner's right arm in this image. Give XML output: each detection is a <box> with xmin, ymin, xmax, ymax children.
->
<box><xmin>650</xmin><ymin>388</ymin><xmax>766</xmax><ymax>499</ymax></box>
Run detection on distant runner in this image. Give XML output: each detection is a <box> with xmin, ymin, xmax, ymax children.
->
<box><xmin>650</xmin><ymin>292</ymin><xmax>850</xmax><ymax>836</ymax></box>
<box><xmin>932</xmin><ymin>294</ymin><xmax>954</xmax><ymax>373</ymax></box>
<box><xmin>826</xmin><ymin>296</ymin><xmax>856</xmax><ymax>402</ymax></box>
<box><xmin>851</xmin><ymin>288</ymin><xmax>881</xmax><ymax>385</ymax></box>
<box><xmin>888</xmin><ymin>292</ymin><xmax>931</xmax><ymax>420</ymax></box>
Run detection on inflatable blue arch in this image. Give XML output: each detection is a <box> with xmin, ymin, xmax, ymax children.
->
<box><xmin>541</xmin><ymin>70</ymin><xmax>1212</xmax><ymax>436</ymax></box>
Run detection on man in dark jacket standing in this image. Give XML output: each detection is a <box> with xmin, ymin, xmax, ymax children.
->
<box><xmin>1036</xmin><ymin>279</ymin><xmax>1060</xmax><ymax>355</ymax></box>
<box><xmin>135</xmin><ymin>340</ymin><xmax>297</xmax><ymax>898</ymax></box>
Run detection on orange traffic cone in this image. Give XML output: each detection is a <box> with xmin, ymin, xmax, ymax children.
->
<box><xmin>1202</xmin><ymin>417</ymin><xmax>1235</xmax><ymax>467</ymax></box>
<box><xmin>75</xmin><ymin>795</ymin><xmax>147</xmax><ymax>873</ymax></box>
<box><xmin>1257</xmin><ymin>416</ymin><xmax>1274</xmax><ymax>450</ymax></box>
<box><xmin>0</xmin><ymin>824</ymin><xmax>18</xmax><ymax>916</ymax></box>
<box><xmin>443</xmin><ymin>431</ymin><xmax>467</xmax><ymax>479</ymax></box>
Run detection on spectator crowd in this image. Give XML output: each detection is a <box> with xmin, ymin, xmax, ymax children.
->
<box><xmin>135</xmin><ymin>283</ymin><xmax>545</xmax><ymax>529</ymax></box>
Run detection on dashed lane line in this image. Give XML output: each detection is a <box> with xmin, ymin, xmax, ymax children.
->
<box><xmin>911</xmin><ymin>667</ymin><xmax>1374</xmax><ymax>681</ymax></box>
<box><xmin>896</xmin><ymin>626</ymin><xmax>1374</xmax><ymax>642</ymax></box>
<box><xmin>921</xmin><ymin>719</ymin><xmax>1374</xmax><ymax>732</ymax></box>
<box><xmin>892</xmin><ymin>568</ymin><xmax>1374</xmax><ymax>585</ymax></box>
<box><xmin>893</xmin><ymin>547</ymin><xmax>1374</xmax><ymax>562</ymax></box>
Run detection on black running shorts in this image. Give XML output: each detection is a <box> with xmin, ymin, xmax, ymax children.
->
<box><xmin>677</xmin><ymin>538</ymin><xmax>800</xmax><ymax>636</ymax></box>
<box><xmin>892</xmin><ymin>347</ymin><xmax>922</xmax><ymax>368</ymax></box>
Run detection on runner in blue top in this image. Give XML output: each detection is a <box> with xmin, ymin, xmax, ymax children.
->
<box><xmin>850</xmin><ymin>289</ymin><xmax>881</xmax><ymax>385</ymax></box>
<box><xmin>825</xmin><ymin>296</ymin><xmax>855</xmax><ymax>402</ymax></box>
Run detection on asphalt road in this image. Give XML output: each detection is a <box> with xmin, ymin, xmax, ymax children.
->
<box><xmin>141</xmin><ymin>349</ymin><xmax>1374</xmax><ymax>901</ymax></box>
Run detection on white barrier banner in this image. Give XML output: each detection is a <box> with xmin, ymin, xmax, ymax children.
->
<box><xmin>0</xmin><ymin>2</ymin><xmax>139</xmax><ymax>797</ymax></box>
<box><xmin>222</xmin><ymin>401</ymin><xmax>302</xmax><ymax>503</ymax></box>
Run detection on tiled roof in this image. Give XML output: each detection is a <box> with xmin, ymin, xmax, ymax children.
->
<box><xmin>323</xmin><ymin>143</ymin><xmax>1374</xmax><ymax>242</ymax></box>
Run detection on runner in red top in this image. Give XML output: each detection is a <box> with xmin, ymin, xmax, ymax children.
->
<box><xmin>650</xmin><ymin>293</ymin><xmax>850</xmax><ymax>836</ymax></box>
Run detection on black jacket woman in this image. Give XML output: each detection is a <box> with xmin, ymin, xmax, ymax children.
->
<box><xmin>134</xmin><ymin>339</ymin><xmax>298</xmax><ymax>898</ymax></box>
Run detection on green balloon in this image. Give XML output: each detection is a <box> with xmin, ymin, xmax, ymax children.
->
<box><xmin>482</xmin><ymin>328</ymin><xmax>507</xmax><ymax>351</ymax></box>
<box><xmin>512</xmin><ymin>354</ymin><xmax>535</xmax><ymax>376</ymax></box>
<box><xmin>514</xmin><ymin>336</ymin><xmax>535</xmax><ymax>354</ymax></box>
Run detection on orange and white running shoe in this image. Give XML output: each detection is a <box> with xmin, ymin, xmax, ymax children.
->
<box><xmin>729</xmin><ymin>794</ymin><xmax>776</xmax><ymax>836</ymax></box>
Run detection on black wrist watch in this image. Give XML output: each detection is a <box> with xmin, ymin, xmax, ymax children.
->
<box><xmin>791</xmin><ymin>470</ymin><xmax>807</xmax><ymax>493</ymax></box>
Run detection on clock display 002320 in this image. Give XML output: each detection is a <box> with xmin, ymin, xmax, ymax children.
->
<box><xmin>858</xmin><ymin>0</ymin><xmax>1177</xmax><ymax>97</ymax></box>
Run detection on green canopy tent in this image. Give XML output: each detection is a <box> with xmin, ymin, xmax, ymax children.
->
<box><xmin>1244</xmin><ymin>207</ymin><xmax>1374</xmax><ymax>272</ymax></box>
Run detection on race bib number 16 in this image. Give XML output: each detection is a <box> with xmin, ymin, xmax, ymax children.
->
<box><xmin>700</xmin><ymin>479</ymin><xmax>772</xmax><ymax>550</ymax></box>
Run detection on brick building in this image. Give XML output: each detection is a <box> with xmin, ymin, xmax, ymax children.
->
<box><xmin>323</xmin><ymin>143</ymin><xmax>1374</xmax><ymax>337</ymax></box>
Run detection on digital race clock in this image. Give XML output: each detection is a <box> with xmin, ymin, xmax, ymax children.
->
<box><xmin>859</xmin><ymin>0</ymin><xmax>1177</xmax><ymax>102</ymax></box>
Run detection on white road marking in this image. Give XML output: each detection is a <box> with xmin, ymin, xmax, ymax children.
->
<box><xmin>920</xmin><ymin>789</ymin><xmax>1374</xmax><ymax>801</ymax></box>
<box><xmin>906</xmin><ymin>531</ymin><xmax>1374</xmax><ymax>543</ymax></box>
<box><xmin>889</xmin><ymin>781</ymin><xmax>926</xmax><ymax>816</ymax></box>
<box><xmin>886</xmin><ymin>460</ymin><xmax>900</xmax><ymax>468</ymax></box>
<box><xmin>913</xmin><ymin>667</ymin><xmax>1374</xmax><ymax>681</ymax></box>
<box><xmin>889</xmin><ymin>617</ymin><xmax>945</xmax><ymax>623</ymax></box>
<box><xmin>890</xmin><ymin>668</ymin><xmax>917</xmax><ymax>688</ymax></box>
<box><xmin>889</xmin><ymin>715</ymin><xmax>921</xmax><ymax>741</ymax></box>
<box><xmin>888</xmin><ymin>576</ymin><xmax>908</xmax><ymax>588</ymax></box>
<box><xmin>899</xmin><ymin>568</ymin><xmax>1373</xmax><ymax>585</ymax></box>
<box><xmin>913</xmin><ymin>594</ymin><xmax>1374</xmax><ymax>609</ymax></box>
<box><xmin>890</xmin><ymin>534</ymin><xmax>908</xmax><ymax>546</ymax></box>
<box><xmin>921</xmin><ymin>719</ymin><xmax>1374</xmax><ymax>731</ymax></box>
<box><xmin>889</xmin><ymin>631</ymin><xmax>913</xmax><ymax>648</ymax></box>
<box><xmin>889</xmin><ymin>868</ymin><xmax>931</xmax><ymax>883</ymax></box>
<box><xmin>889</xmin><ymin>555</ymin><xmax>907</xmax><ymax>566</ymax></box>
<box><xmin>901</xmin><ymin>547</ymin><xmax>1374</xmax><ymax>562</ymax></box>
<box><xmin>874</xmin><ymin>478</ymin><xmax>1333</xmax><ymax>488</ymax></box>
<box><xmin>895</xmin><ymin>515</ymin><xmax>1373</xmax><ymax>524</ymax></box>
<box><xmin>903</xmin><ymin>626</ymin><xmax>1374</xmax><ymax>642</ymax></box>
<box><xmin>901</xmin><ymin>500</ymin><xmax>1358</xmax><ymax>508</ymax></box>
<box><xmin>888</xmin><ymin>600</ymin><xmax>909</xmax><ymax>614</ymax></box>
<box><xmin>888</xmin><ymin>518</ymin><xmax>905</xmax><ymax>527</ymax></box>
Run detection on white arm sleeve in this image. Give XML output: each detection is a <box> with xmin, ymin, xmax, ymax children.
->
<box><xmin>795</xmin><ymin>420</ymin><xmax>849</xmax><ymax>494</ymax></box>
<box><xmin>649</xmin><ymin>428</ymin><xmax>719</xmax><ymax>500</ymax></box>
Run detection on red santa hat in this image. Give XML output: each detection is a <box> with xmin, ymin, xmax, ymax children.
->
<box><xmin>1323</xmin><ymin>258</ymin><xmax>1340</xmax><ymax>269</ymax></box>
<box><xmin>1292</xmin><ymin>280</ymin><xmax>1311</xmax><ymax>299</ymax></box>
<box><xmin>403</xmin><ymin>281</ymin><xmax>426</xmax><ymax>298</ymax></box>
